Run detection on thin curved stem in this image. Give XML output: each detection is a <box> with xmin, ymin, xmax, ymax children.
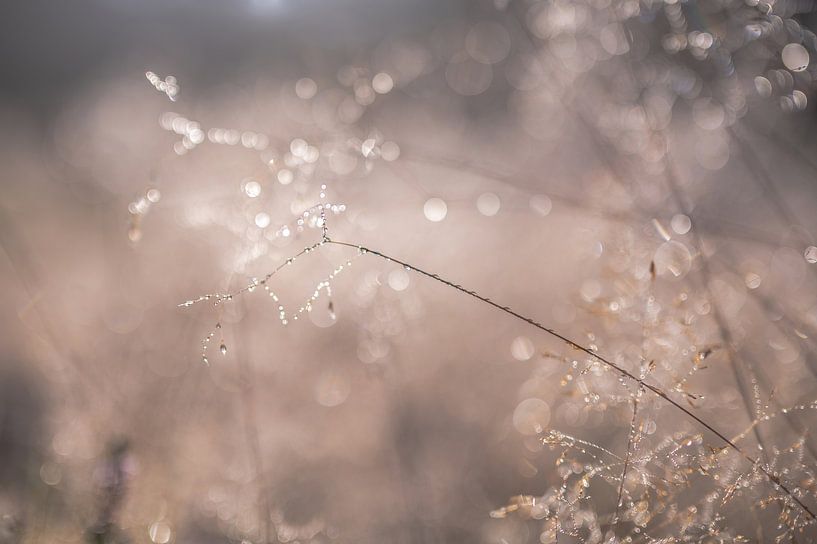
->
<box><xmin>325</xmin><ymin>238</ymin><xmax>816</xmax><ymax>520</ymax></box>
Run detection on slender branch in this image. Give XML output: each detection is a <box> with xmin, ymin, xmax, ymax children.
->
<box><xmin>324</xmin><ymin>238</ymin><xmax>816</xmax><ymax>520</ymax></box>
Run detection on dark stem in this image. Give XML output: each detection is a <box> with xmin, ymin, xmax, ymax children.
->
<box><xmin>325</xmin><ymin>238</ymin><xmax>816</xmax><ymax>520</ymax></box>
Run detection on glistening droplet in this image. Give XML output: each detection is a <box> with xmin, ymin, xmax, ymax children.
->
<box><xmin>805</xmin><ymin>246</ymin><xmax>817</xmax><ymax>264</ymax></box>
<box><xmin>782</xmin><ymin>43</ymin><xmax>809</xmax><ymax>72</ymax></box>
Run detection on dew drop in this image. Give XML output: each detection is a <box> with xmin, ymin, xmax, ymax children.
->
<box><xmin>295</xmin><ymin>77</ymin><xmax>317</xmax><ymax>99</ymax></box>
<box><xmin>220</xmin><ymin>344</ymin><xmax>227</xmax><ymax>355</ymax></box>
<box><xmin>754</xmin><ymin>76</ymin><xmax>773</xmax><ymax>98</ymax></box>
<box><xmin>255</xmin><ymin>212</ymin><xmax>271</xmax><ymax>228</ymax></box>
<box><xmin>782</xmin><ymin>43</ymin><xmax>809</xmax><ymax>72</ymax></box>
<box><xmin>653</xmin><ymin>241</ymin><xmax>692</xmax><ymax>279</ymax></box>
<box><xmin>244</xmin><ymin>179</ymin><xmax>262</xmax><ymax>198</ymax></box>
<box><xmin>511</xmin><ymin>336</ymin><xmax>536</xmax><ymax>361</ymax></box>
<box><xmin>149</xmin><ymin>521</ymin><xmax>172</xmax><ymax>544</ymax></box>
<box><xmin>40</xmin><ymin>462</ymin><xmax>62</xmax><ymax>486</ymax></box>
<box><xmin>128</xmin><ymin>226</ymin><xmax>142</xmax><ymax>243</ymax></box>
<box><xmin>423</xmin><ymin>197</ymin><xmax>448</xmax><ymax>222</ymax></box>
<box><xmin>477</xmin><ymin>192</ymin><xmax>501</xmax><ymax>216</ymax></box>
<box><xmin>372</xmin><ymin>72</ymin><xmax>394</xmax><ymax>94</ymax></box>
<box><xmin>381</xmin><ymin>141</ymin><xmax>400</xmax><ymax>161</ymax></box>
<box><xmin>513</xmin><ymin>398</ymin><xmax>551</xmax><ymax>435</ymax></box>
<box><xmin>745</xmin><ymin>272</ymin><xmax>762</xmax><ymax>289</ymax></box>
<box><xmin>277</xmin><ymin>169</ymin><xmax>294</xmax><ymax>185</ymax></box>
<box><xmin>388</xmin><ymin>268</ymin><xmax>410</xmax><ymax>291</ymax></box>
<box><xmin>671</xmin><ymin>214</ymin><xmax>692</xmax><ymax>235</ymax></box>
<box><xmin>529</xmin><ymin>194</ymin><xmax>552</xmax><ymax>217</ymax></box>
<box><xmin>805</xmin><ymin>246</ymin><xmax>817</xmax><ymax>264</ymax></box>
<box><xmin>792</xmin><ymin>90</ymin><xmax>808</xmax><ymax>111</ymax></box>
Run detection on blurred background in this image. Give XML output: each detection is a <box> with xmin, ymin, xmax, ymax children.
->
<box><xmin>2</xmin><ymin>0</ymin><xmax>817</xmax><ymax>542</ymax></box>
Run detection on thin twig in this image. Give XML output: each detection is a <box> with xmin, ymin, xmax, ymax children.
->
<box><xmin>323</xmin><ymin>238</ymin><xmax>816</xmax><ymax>520</ymax></box>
